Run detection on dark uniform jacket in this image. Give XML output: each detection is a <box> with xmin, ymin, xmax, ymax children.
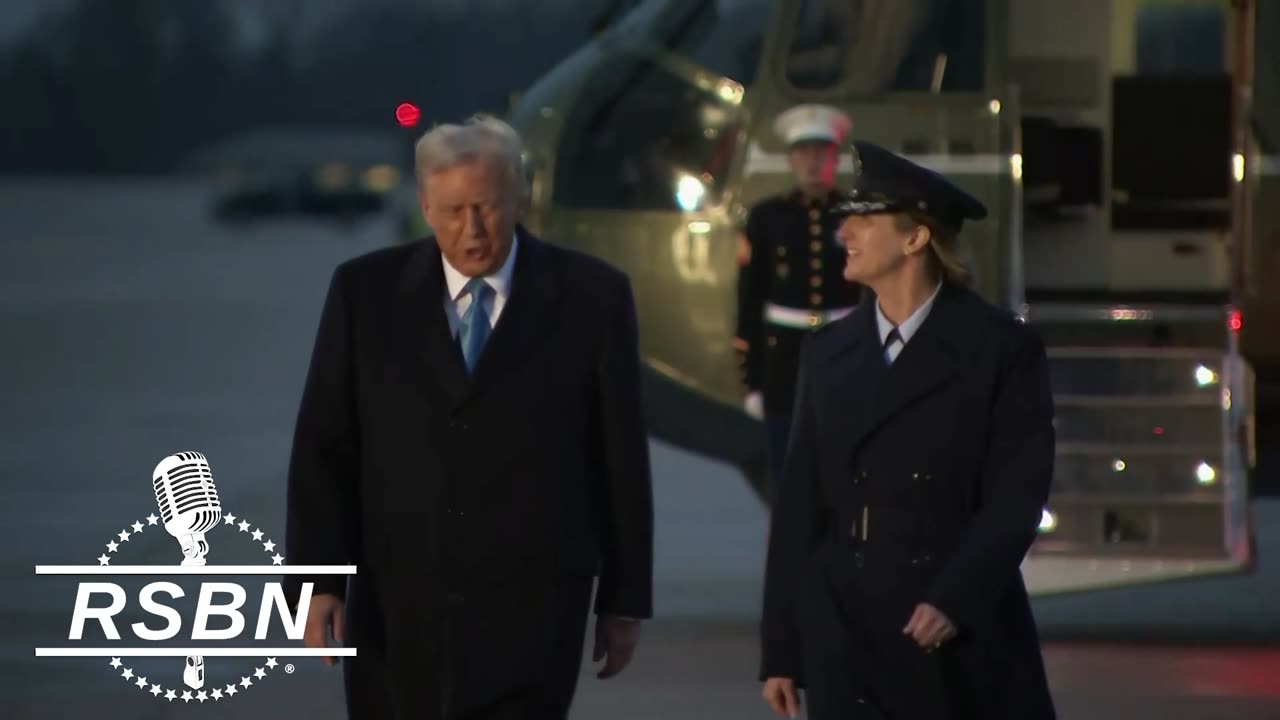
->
<box><xmin>760</xmin><ymin>282</ymin><xmax>1057</xmax><ymax>719</ymax></box>
<box><xmin>736</xmin><ymin>189</ymin><xmax>865</xmax><ymax>417</ymax></box>
<box><xmin>284</xmin><ymin>228</ymin><xmax>654</xmax><ymax>718</ymax></box>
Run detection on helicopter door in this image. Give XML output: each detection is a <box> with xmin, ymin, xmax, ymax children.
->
<box><xmin>1240</xmin><ymin>0</ymin><xmax>1280</xmax><ymax>376</ymax></box>
<box><xmin>738</xmin><ymin>0</ymin><xmax>1005</xmax><ymax>302</ymax></box>
<box><xmin>1005</xmin><ymin>0</ymin><xmax>1256</xmax><ymax>594</ymax></box>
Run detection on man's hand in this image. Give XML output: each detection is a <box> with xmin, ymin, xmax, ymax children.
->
<box><xmin>303</xmin><ymin>593</ymin><xmax>346</xmax><ymax>666</ymax></box>
<box><xmin>592</xmin><ymin>616</ymin><xmax>640</xmax><ymax>679</ymax></box>
<box><xmin>903</xmin><ymin>602</ymin><xmax>956</xmax><ymax>650</ymax></box>
<box><xmin>762</xmin><ymin>677</ymin><xmax>800</xmax><ymax>718</ymax></box>
<box><xmin>744</xmin><ymin>390</ymin><xmax>764</xmax><ymax>420</ymax></box>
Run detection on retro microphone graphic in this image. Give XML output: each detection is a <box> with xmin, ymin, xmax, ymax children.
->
<box><xmin>152</xmin><ymin>451</ymin><xmax>222</xmax><ymax>690</ymax></box>
<box><xmin>152</xmin><ymin>451</ymin><xmax>222</xmax><ymax>566</ymax></box>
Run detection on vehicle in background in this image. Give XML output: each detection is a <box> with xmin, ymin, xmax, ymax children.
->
<box><xmin>187</xmin><ymin>128</ymin><xmax>406</xmax><ymax>225</ymax></box>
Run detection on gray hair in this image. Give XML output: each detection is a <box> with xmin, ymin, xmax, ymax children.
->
<box><xmin>413</xmin><ymin>113</ymin><xmax>528</xmax><ymax>199</ymax></box>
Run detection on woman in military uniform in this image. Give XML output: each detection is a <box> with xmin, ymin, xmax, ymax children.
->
<box><xmin>759</xmin><ymin>141</ymin><xmax>1057</xmax><ymax>719</ymax></box>
<box><xmin>736</xmin><ymin>104</ymin><xmax>865</xmax><ymax>497</ymax></box>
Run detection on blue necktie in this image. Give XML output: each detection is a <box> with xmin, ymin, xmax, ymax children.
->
<box><xmin>883</xmin><ymin>327</ymin><xmax>902</xmax><ymax>365</ymax></box>
<box><xmin>459</xmin><ymin>278</ymin><xmax>493</xmax><ymax>373</ymax></box>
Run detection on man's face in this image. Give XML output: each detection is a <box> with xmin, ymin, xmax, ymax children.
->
<box><xmin>420</xmin><ymin>159</ymin><xmax>524</xmax><ymax>277</ymax></box>
<box><xmin>787</xmin><ymin>141</ymin><xmax>839</xmax><ymax>191</ymax></box>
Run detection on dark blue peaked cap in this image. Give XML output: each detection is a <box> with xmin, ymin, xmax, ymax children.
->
<box><xmin>831</xmin><ymin>140</ymin><xmax>988</xmax><ymax>234</ymax></box>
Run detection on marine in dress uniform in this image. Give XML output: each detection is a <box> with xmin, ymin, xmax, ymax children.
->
<box><xmin>759</xmin><ymin>141</ymin><xmax>1057</xmax><ymax>720</ymax></box>
<box><xmin>735</xmin><ymin>104</ymin><xmax>865</xmax><ymax>495</ymax></box>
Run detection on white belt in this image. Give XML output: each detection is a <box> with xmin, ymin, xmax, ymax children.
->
<box><xmin>765</xmin><ymin>302</ymin><xmax>856</xmax><ymax>329</ymax></box>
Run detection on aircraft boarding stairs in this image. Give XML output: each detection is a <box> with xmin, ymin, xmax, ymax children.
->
<box><xmin>1019</xmin><ymin>302</ymin><xmax>1256</xmax><ymax>595</ymax></box>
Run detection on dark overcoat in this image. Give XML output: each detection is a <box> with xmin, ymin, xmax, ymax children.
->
<box><xmin>284</xmin><ymin>228</ymin><xmax>654</xmax><ymax>719</ymax></box>
<box><xmin>760</xmin><ymin>281</ymin><xmax>1057</xmax><ymax>719</ymax></box>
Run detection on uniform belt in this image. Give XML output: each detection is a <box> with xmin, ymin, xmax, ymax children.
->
<box><xmin>764</xmin><ymin>303</ymin><xmax>855</xmax><ymax>329</ymax></box>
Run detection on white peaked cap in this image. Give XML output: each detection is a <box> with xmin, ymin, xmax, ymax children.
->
<box><xmin>773</xmin><ymin>104</ymin><xmax>853</xmax><ymax>147</ymax></box>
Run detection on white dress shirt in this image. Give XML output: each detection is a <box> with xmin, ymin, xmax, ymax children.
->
<box><xmin>441</xmin><ymin>235</ymin><xmax>518</xmax><ymax>337</ymax></box>
<box><xmin>876</xmin><ymin>282</ymin><xmax>942</xmax><ymax>364</ymax></box>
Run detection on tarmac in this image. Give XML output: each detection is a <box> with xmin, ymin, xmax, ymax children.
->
<box><xmin>1</xmin><ymin>179</ymin><xmax>1278</xmax><ymax>719</ymax></box>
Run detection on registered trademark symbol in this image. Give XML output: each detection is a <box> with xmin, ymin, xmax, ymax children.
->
<box><xmin>285</xmin><ymin>664</ymin><xmax>295</xmax><ymax>674</ymax></box>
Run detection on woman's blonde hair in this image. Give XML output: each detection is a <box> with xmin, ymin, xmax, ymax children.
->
<box><xmin>893</xmin><ymin>210</ymin><xmax>971</xmax><ymax>285</ymax></box>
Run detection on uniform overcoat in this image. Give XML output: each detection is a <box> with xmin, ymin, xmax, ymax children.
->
<box><xmin>760</xmin><ymin>281</ymin><xmax>1057</xmax><ymax>719</ymax></box>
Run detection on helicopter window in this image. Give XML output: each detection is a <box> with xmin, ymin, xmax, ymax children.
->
<box><xmin>1134</xmin><ymin>5</ymin><xmax>1224</xmax><ymax>75</ymax></box>
<box><xmin>784</xmin><ymin>0</ymin><xmax>986</xmax><ymax>94</ymax></box>
<box><xmin>1256</xmin><ymin>0</ymin><xmax>1280</xmax><ymax>154</ymax></box>
<box><xmin>665</xmin><ymin>0</ymin><xmax>774</xmax><ymax>85</ymax></box>
<box><xmin>551</xmin><ymin>54</ymin><xmax>741</xmax><ymax>211</ymax></box>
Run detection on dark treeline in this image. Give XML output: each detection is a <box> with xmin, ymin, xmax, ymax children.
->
<box><xmin>0</xmin><ymin>0</ymin><xmax>603</xmax><ymax>174</ymax></box>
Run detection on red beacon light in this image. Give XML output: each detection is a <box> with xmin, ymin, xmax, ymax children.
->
<box><xmin>395</xmin><ymin>102</ymin><xmax>421</xmax><ymax>128</ymax></box>
<box><xmin>1228</xmin><ymin>309</ymin><xmax>1243</xmax><ymax>333</ymax></box>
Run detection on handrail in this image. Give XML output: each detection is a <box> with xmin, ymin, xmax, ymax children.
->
<box><xmin>1230</xmin><ymin>0</ymin><xmax>1256</xmax><ymax>302</ymax></box>
<box><xmin>1005</xmin><ymin>81</ymin><xmax>1025</xmax><ymax>314</ymax></box>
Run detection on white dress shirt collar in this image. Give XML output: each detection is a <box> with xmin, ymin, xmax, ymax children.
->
<box><xmin>442</xmin><ymin>234</ymin><xmax>519</xmax><ymax>302</ymax></box>
<box><xmin>876</xmin><ymin>282</ymin><xmax>943</xmax><ymax>347</ymax></box>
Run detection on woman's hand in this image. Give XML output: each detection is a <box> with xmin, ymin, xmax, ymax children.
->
<box><xmin>903</xmin><ymin>602</ymin><xmax>957</xmax><ymax>650</ymax></box>
<box><xmin>762</xmin><ymin>676</ymin><xmax>801</xmax><ymax>717</ymax></box>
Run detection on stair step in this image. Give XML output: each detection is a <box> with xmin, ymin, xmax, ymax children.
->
<box><xmin>1054</xmin><ymin>394</ymin><xmax>1219</xmax><ymax>407</ymax></box>
<box><xmin>1054</xmin><ymin>404</ymin><xmax>1220</xmax><ymax>446</ymax></box>
<box><xmin>1048</xmin><ymin>357</ymin><xmax>1226</xmax><ymax>397</ymax></box>
<box><xmin>1038</xmin><ymin>497</ymin><xmax>1227</xmax><ymax>551</ymax></box>
<box><xmin>1057</xmin><ymin>442</ymin><xmax>1220</xmax><ymax>456</ymax></box>
<box><xmin>1025</xmin><ymin>302</ymin><xmax>1234</xmax><ymax>349</ymax></box>
<box><xmin>1053</xmin><ymin>455</ymin><xmax>1223</xmax><ymax>494</ymax></box>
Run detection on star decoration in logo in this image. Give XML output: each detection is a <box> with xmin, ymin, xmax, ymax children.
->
<box><xmin>93</xmin><ymin>510</ymin><xmax>285</xmax><ymax>704</ymax></box>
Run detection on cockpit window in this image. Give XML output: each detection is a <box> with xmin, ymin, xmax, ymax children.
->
<box><xmin>784</xmin><ymin>0</ymin><xmax>987</xmax><ymax>94</ymax></box>
<box><xmin>665</xmin><ymin>0</ymin><xmax>774</xmax><ymax>85</ymax></box>
<box><xmin>552</xmin><ymin>54</ymin><xmax>742</xmax><ymax>211</ymax></box>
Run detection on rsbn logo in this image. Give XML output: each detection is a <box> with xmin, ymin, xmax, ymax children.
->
<box><xmin>33</xmin><ymin>451</ymin><xmax>356</xmax><ymax>704</ymax></box>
